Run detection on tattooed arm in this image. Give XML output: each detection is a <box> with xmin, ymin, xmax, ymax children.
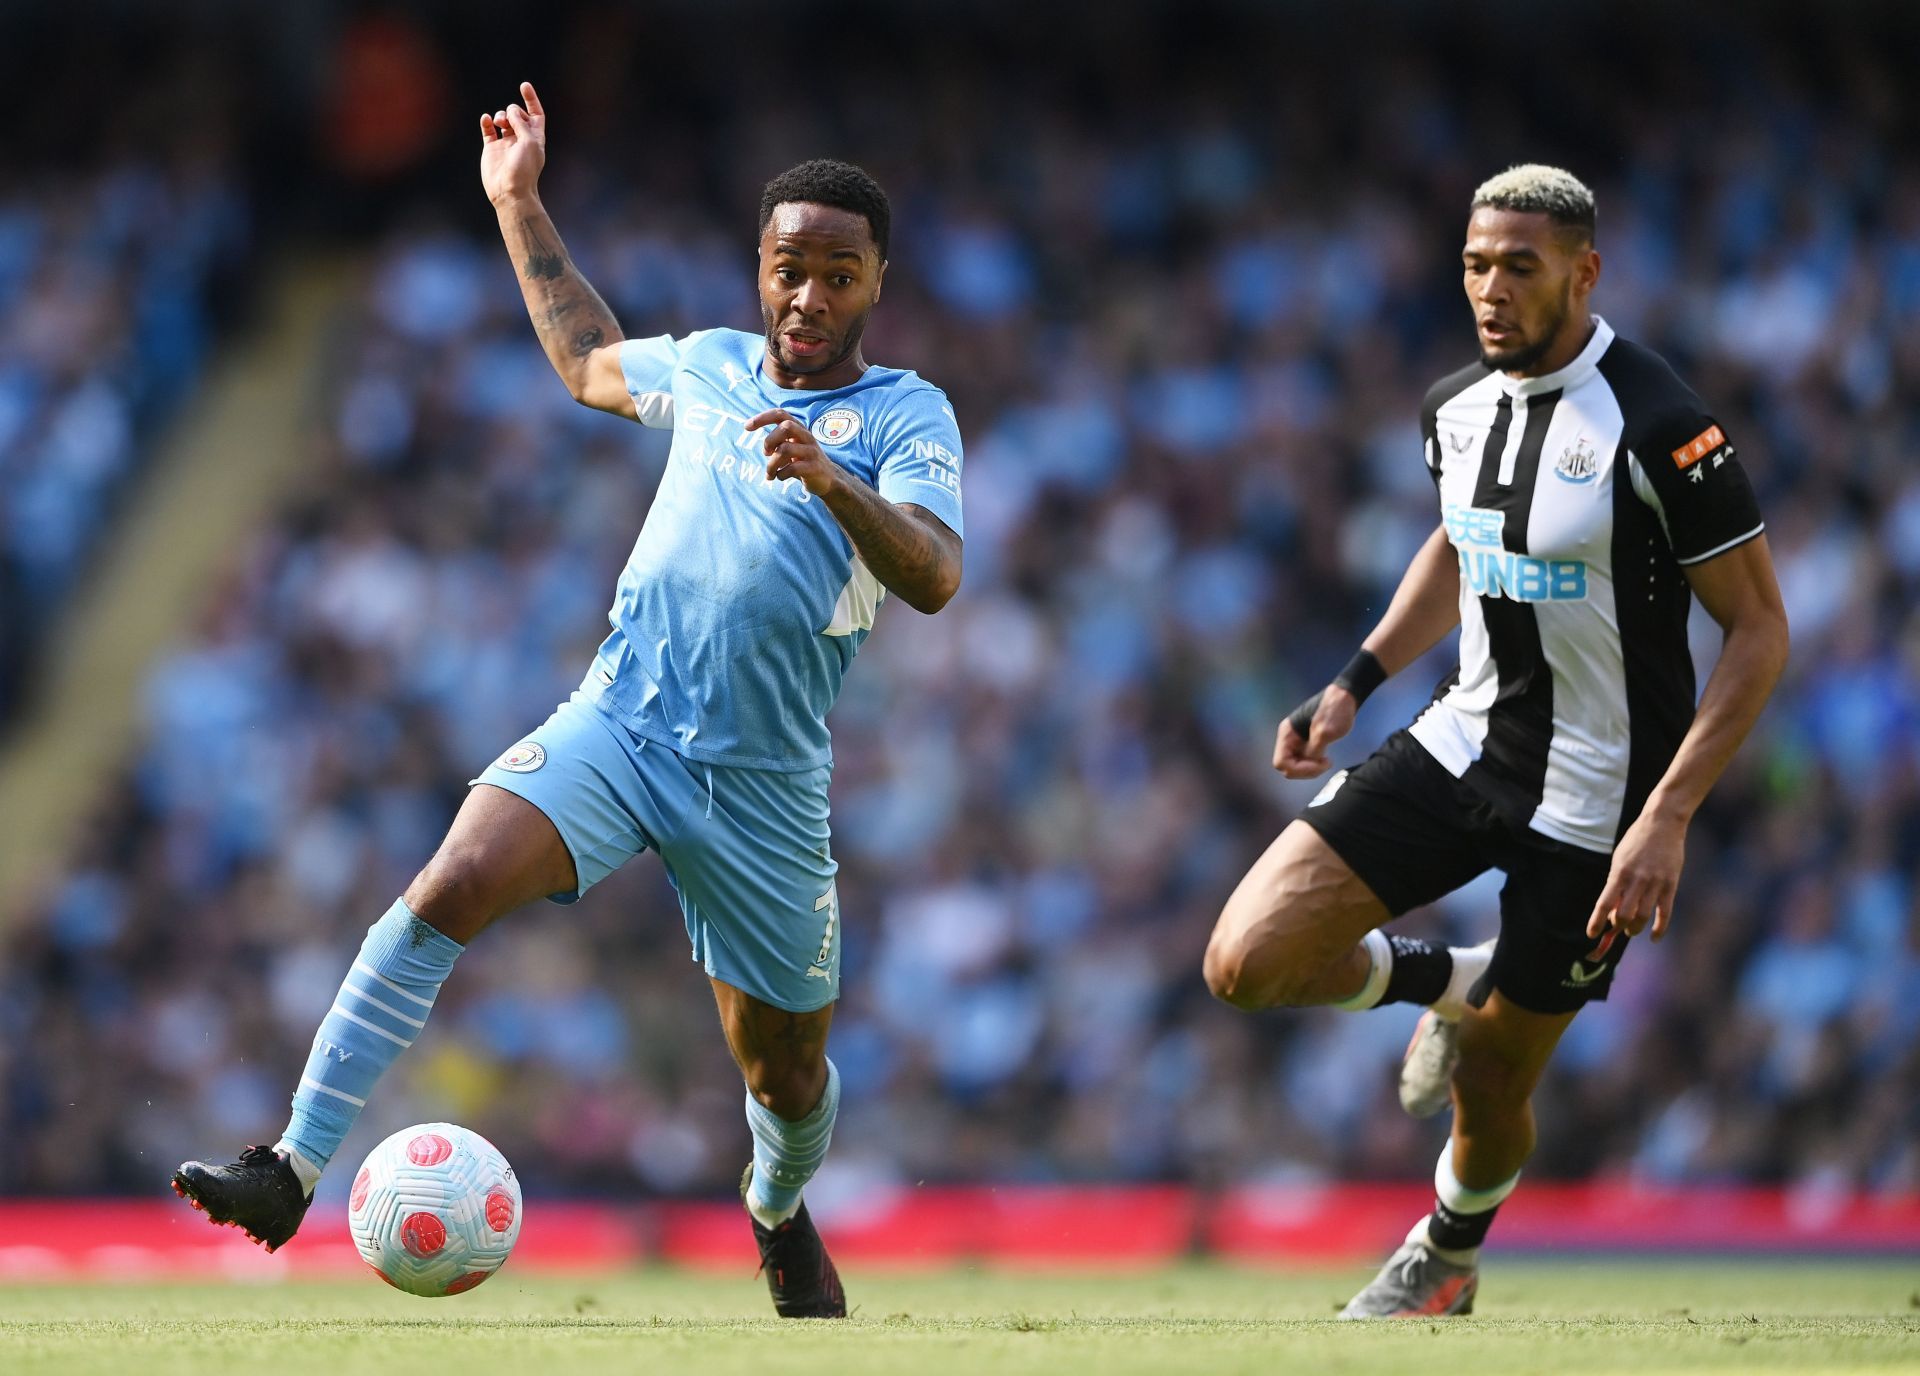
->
<box><xmin>747</xmin><ymin>410</ymin><xmax>963</xmax><ymax>613</ymax></box>
<box><xmin>497</xmin><ymin>202</ymin><xmax>629</xmax><ymax>413</ymax></box>
<box><xmin>479</xmin><ymin>82</ymin><xmax>631</xmax><ymax>415</ymax></box>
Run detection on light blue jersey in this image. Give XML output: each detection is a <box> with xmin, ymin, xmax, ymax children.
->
<box><xmin>580</xmin><ymin>327</ymin><xmax>964</xmax><ymax>771</ymax></box>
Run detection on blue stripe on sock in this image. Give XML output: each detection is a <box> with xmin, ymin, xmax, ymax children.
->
<box><xmin>281</xmin><ymin>898</ymin><xmax>462</xmax><ymax>1173</ymax></box>
<box><xmin>746</xmin><ymin>1060</ymin><xmax>840</xmax><ymax>1215</ymax></box>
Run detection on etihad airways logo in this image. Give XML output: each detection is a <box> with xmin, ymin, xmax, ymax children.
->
<box><xmin>1444</xmin><ymin>504</ymin><xmax>1589</xmax><ymax>603</ymax></box>
<box><xmin>677</xmin><ymin>401</ymin><xmax>815</xmax><ymax>503</ymax></box>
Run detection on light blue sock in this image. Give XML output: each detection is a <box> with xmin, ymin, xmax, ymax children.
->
<box><xmin>744</xmin><ymin>1059</ymin><xmax>840</xmax><ymax>1226</ymax></box>
<box><xmin>276</xmin><ymin>898</ymin><xmax>463</xmax><ymax>1190</ymax></box>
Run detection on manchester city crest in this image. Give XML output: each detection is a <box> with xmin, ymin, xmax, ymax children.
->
<box><xmin>495</xmin><ymin>741</ymin><xmax>546</xmax><ymax>773</ymax></box>
<box><xmin>812</xmin><ymin>408</ymin><xmax>862</xmax><ymax>446</ymax></box>
<box><xmin>1554</xmin><ymin>438</ymin><xmax>1598</xmax><ymax>483</ymax></box>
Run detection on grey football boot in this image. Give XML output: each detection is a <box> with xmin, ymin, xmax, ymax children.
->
<box><xmin>1398</xmin><ymin>939</ymin><xmax>1495</xmax><ymax>1118</ymax></box>
<box><xmin>1338</xmin><ymin>1221</ymin><xmax>1479</xmax><ymax>1319</ymax></box>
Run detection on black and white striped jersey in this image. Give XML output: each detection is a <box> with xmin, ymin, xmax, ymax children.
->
<box><xmin>1407</xmin><ymin>317</ymin><xmax>1765</xmax><ymax>854</ymax></box>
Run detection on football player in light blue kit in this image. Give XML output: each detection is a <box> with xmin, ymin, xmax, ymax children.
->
<box><xmin>173</xmin><ymin>81</ymin><xmax>962</xmax><ymax>1318</ymax></box>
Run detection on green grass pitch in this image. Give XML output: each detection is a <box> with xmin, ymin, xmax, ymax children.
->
<box><xmin>4</xmin><ymin>1261</ymin><xmax>1915</xmax><ymax>1375</ymax></box>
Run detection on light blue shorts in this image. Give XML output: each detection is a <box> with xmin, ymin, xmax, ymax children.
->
<box><xmin>472</xmin><ymin>693</ymin><xmax>841</xmax><ymax>1012</ymax></box>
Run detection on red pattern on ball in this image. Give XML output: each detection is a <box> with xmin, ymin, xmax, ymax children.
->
<box><xmin>350</xmin><ymin>1167</ymin><xmax>371</xmax><ymax>1213</ymax></box>
<box><xmin>406</xmin><ymin>1133</ymin><xmax>453</xmax><ymax>1166</ymax></box>
<box><xmin>485</xmin><ymin>1189</ymin><xmax>515</xmax><ymax>1232</ymax></box>
<box><xmin>401</xmin><ymin>1211</ymin><xmax>447</xmax><ymax>1257</ymax></box>
<box><xmin>375</xmin><ymin>1269</ymin><xmax>401</xmax><ymax>1290</ymax></box>
<box><xmin>443</xmin><ymin>1270</ymin><xmax>490</xmax><ymax>1295</ymax></box>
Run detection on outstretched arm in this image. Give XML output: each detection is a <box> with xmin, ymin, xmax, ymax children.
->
<box><xmin>479</xmin><ymin>82</ymin><xmax>630</xmax><ymax>415</ymax></box>
<box><xmin>748</xmin><ymin>411</ymin><xmax>963</xmax><ymax>614</ymax></box>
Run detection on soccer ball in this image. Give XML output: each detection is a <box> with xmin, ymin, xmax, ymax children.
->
<box><xmin>348</xmin><ymin>1123</ymin><xmax>522</xmax><ymax>1296</ymax></box>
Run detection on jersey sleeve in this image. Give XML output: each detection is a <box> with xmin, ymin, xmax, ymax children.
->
<box><xmin>618</xmin><ymin>335</ymin><xmax>682</xmax><ymax>430</ymax></box>
<box><xmin>1628</xmin><ymin>409</ymin><xmax>1765</xmax><ymax>565</ymax></box>
<box><xmin>871</xmin><ymin>386</ymin><xmax>964</xmax><ymax>537</ymax></box>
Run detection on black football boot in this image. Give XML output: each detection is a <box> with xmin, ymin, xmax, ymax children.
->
<box><xmin>741</xmin><ymin>1163</ymin><xmax>847</xmax><ymax>1318</ymax></box>
<box><xmin>172</xmin><ymin>1145</ymin><xmax>312</xmax><ymax>1252</ymax></box>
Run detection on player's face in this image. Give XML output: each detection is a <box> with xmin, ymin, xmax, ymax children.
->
<box><xmin>1462</xmin><ymin>207</ymin><xmax>1600</xmax><ymax>375</ymax></box>
<box><xmin>758</xmin><ymin>203</ymin><xmax>885</xmax><ymax>389</ymax></box>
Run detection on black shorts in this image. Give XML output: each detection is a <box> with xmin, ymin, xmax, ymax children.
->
<box><xmin>1297</xmin><ymin>730</ymin><xmax>1625</xmax><ymax>1015</ymax></box>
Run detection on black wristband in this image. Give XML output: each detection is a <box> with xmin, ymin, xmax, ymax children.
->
<box><xmin>1284</xmin><ymin>689</ymin><xmax>1324</xmax><ymax>740</ymax></box>
<box><xmin>1333</xmin><ymin>648</ymin><xmax>1387</xmax><ymax>703</ymax></box>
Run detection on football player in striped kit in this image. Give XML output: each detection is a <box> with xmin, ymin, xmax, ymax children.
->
<box><xmin>1204</xmin><ymin>165</ymin><xmax>1789</xmax><ymax>1317</ymax></box>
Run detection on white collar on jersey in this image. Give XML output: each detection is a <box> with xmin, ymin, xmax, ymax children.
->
<box><xmin>1497</xmin><ymin>315</ymin><xmax>1615</xmax><ymax>397</ymax></box>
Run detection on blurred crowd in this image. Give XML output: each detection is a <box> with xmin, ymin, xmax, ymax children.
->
<box><xmin>3</xmin><ymin>8</ymin><xmax>1917</xmax><ymax>1208</ymax></box>
<box><xmin>0</xmin><ymin>159</ymin><xmax>248</xmax><ymax>725</ymax></box>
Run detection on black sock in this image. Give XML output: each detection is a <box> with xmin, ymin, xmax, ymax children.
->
<box><xmin>1381</xmin><ymin>935</ymin><xmax>1452</xmax><ymax>1006</ymax></box>
<box><xmin>1426</xmin><ymin>1199</ymin><xmax>1500</xmax><ymax>1252</ymax></box>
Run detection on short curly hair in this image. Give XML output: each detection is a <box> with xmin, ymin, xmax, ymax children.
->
<box><xmin>758</xmin><ymin>159</ymin><xmax>891</xmax><ymax>260</ymax></box>
<box><xmin>1472</xmin><ymin>164</ymin><xmax>1596</xmax><ymax>244</ymax></box>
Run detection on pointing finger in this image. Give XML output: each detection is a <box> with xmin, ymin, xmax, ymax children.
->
<box><xmin>1586</xmin><ymin>881</ymin><xmax>1621</xmax><ymax>939</ymax></box>
<box><xmin>770</xmin><ymin>422</ymin><xmax>813</xmax><ymax>455</ymax></box>
<box><xmin>744</xmin><ymin>409</ymin><xmax>795</xmax><ymax>431</ymax></box>
<box><xmin>1650</xmin><ymin>886</ymin><xmax>1677</xmax><ymax>941</ymax></box>
<box><xmin>1620</xmin><ymin>877</ymin><xmax>1655</xmax><ymax>935</ymax></box>
<box><xmin>522</xmin><ymin>82</ymin><xmax>544</xmax><ymax>119</ymax></box>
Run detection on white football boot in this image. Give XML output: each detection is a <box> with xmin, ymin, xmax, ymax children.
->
<box><xmin>1398</xmin><ymin>938</ymin><xmax>1495</xmax><ymax>1118</ymax></box>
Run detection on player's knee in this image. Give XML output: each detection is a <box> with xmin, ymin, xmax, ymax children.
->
<box><xmin>404</xmin><ymin>849</ymin><xmax>504</xmax><ymax>942</ymax></box>
<box><xmin>1203</xmin><ymin>933</ymin><xmax>1261</xmax><ymax>1010</ymax></box>
<box><xmin>1205</xmin><ymin>895</ymin><xmax>1335</xmax><ymax>1010</ymax></box>
<box><xmin>743</xmin><ymin>1058</ymin><xmax>827</xmax><ymax>1121</ymax></box>
<box><xmin>1204</xmin><ymin>928</ymin><xmax>1315</xmax><ymax>1010</ymax></box>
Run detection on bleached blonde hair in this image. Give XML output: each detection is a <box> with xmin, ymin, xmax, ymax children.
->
<box><xmin>1471</xmin><ymin>164</ymin><xmax>1596</xmax><ymax>240</ymax></box>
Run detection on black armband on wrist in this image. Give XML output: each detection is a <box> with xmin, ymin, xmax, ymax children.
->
<box><xmin>1285</xmin><ymin>689</ymin><xmax>1324</xmax><ymax>740</ymax></box>
<box><xmin>1285</xmin><ymin>650</ymin><xmax>1386</xmax><ymax>741</ymax></box>
<box><xmin>1333</xmin><ymin>648</ymin><xmax>1387</xmax><ymax>703</ymax></box>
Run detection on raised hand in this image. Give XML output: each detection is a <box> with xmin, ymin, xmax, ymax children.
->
<box><xmin>749</xmin><ymin>410</ymin><xmax>843</xmax><ymax>497</ymax></box>
<box><xmin>480</xmin><ymin>81</ymin><xmax>548</xmax><ymax>207</ymax></box>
